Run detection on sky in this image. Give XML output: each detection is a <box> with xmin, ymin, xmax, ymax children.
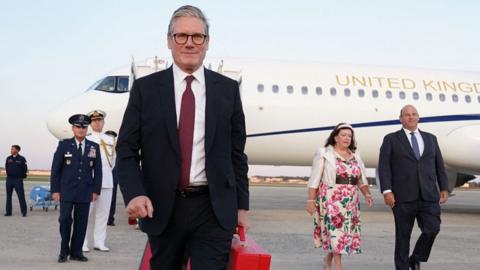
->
<box><xmin>1</xmin><ymin>0</ymin><xmax>479</xmax><ymax>175</ymax></box>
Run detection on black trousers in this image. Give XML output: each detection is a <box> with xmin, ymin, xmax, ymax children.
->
<box><xmin>108</xmin><ymin>176</ymin><xmax>118</xmax><ymax>224</ymax></box>
<box><xmin>58</xmin><ymin>201</ymin><xmax>90</xmax><ymax>257</ymax></box>
<box><xmin>148</xmin><ymin>193</ymin><xmax>233</xmax><ymax>270</ymax></box>
<box><xmin>392</xmin><ymin>198</ymin><xmax>441</xmax><ymax>270</ymax></box>
<box><xmin>5</xmin><ymin>177</ymin><xmax>27</xmax><ymax>216</ymax></box>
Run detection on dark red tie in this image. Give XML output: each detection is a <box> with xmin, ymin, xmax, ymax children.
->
<box><xmin>178</xmin><ymin>75</ymin><xmax>195</xmax><ymax>190</ymax></box>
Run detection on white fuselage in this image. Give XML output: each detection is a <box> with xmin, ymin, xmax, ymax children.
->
<box><xmin>47</xmin><ymin>57</ymin><xmax>480</xmax><ymax>183</ymax></box>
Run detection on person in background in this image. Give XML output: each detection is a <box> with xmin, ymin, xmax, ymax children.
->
<box><xmin>105</xmin><ymin>130</ymin><xmax>118</xmax><ymax>226</ymax></box>
<box><xmin>82</xmin><ymin>110</ymin><xmax>115</xmax><ymax>252</ymax></box>
<box><xmin>307</xmin><ymin>123</ymin><xmax>373</xmax><ymax>270</ymax></box>
<box><xmin>378</xmin><ymin>105</ymin><xmax>449</xmax><ymax>270</ymax></box>
<box><xmin>5</xmin><ymin>144</ymin><xmax>28</xmax><ymax>217</ymax></box>
<box><xmin>50</xmin><ymin>114</ymin><xmax>102</xmax><ymax>263</ymax></box>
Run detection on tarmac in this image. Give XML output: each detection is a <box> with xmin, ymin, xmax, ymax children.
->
<box><xmin>0</xmin><ymin>181</ymin><xmax>479</xmax><ymax>270</ymax></box>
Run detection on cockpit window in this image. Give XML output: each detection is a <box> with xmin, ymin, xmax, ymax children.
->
<box><xmin>96</xmin><ymin>77</ymin><xmax>116</xmax><ymax>92</ymax></box>
<box><xmin>117</xmin><ymin>76</ymin><xmax>129</xmax><ymax>92</ymax></box>
<box><xmin>88</xmin><ymin>76</ymin><xmax>129</xmax><ymax>93</ymax></box>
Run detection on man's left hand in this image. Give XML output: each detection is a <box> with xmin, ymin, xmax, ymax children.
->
<box><xmin>92</xmin><ymin>193</ymin><xmax>99</xmax><ymax>202</ymax></box>
<box><xmin>237</xmin><ymin>209</ymin><xmax>249</xmax><ymax>230</ymax></box>
<box><xmin>439</xmin><ymin>190</ymin><xmax>449</xmax><ymax>204</ymax></box>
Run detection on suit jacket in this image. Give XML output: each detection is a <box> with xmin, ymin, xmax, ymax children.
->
<box><xmin>50</xmin><ymin>138</ymin><xmax>102</xmax><ymax>203</ymax></box>
<box><xmin>116</xmin><ymin>66</ymin><xmax>249</xmax><ymax>235</ymax></box>
<box><xmin>378</xmin><ymin>129</ymin><xmax>448</xmax><ymax>203</ymax></box>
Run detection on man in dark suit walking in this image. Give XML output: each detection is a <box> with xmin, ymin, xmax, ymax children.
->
<box><xmin>116</xmin><ymin>5</ymin><xmax>249</xmax><ymax>270</ymax></box>
<box><xmin>378</xmin><ymin>105</ymin><xmax>449</xmax><ymax>270</ymax></box>
<box><xmin>50</xmin><ymin>114</ymin><xmax>102</xmax><ymax>263</ymax></box>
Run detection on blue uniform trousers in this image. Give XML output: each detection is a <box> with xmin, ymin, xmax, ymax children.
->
<box><xmin>59</xmin><ymin>201</ymin><xmax>90</xmax><ymax>257</ymax></box>
<box><xmin>5</xmin><ymin>177</ymin><xmax>27</xmax><ymax>216</ymax></box>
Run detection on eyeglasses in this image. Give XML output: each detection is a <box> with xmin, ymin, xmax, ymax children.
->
<box><xmin>172</xmin><ymin>33</ymin><xmax>208</xmax><ymax>45</ymax></box>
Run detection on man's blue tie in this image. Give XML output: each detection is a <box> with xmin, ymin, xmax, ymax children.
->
<box><xmin>410</xmin><ymin>132</ymin><xmax>421</xmax><ymax>160</ymax></box>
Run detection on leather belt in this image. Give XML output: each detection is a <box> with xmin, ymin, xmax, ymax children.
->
<box><xmin>177</xmin><ymin>185</ymin><xmax>209</xmax><ymax>198</ymax></box>
<box><xmin>335</xmin><ymin>176</ymin><xmax>359</xmax><ymax>185</ymax></box>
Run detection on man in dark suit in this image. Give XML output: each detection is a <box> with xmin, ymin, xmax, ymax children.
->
<box><xmin>50</xmin><ymin>114</ymin><xmax>102</xmax><ymax>263</ymax></box>
<box><xmin>116</xmin><ymin>5</ymin><xmax>249</xmax><ymax>270</ymax></box>
<box><xmin>378</xmin><ymin>105</ymin><xmax>449</xmax><ymax>270</ymax></box>
<box><xmin>4</xmin><ymin>144</ymin><xmax>28</xmax><ymax>217</ymax></box>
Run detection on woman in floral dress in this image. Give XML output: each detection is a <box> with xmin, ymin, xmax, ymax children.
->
<box><xmin>306</xmin><ymin>123</ymin><xmax>374</xmax><ymax>270</ymax></box>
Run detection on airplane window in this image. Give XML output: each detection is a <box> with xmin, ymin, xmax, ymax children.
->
<box><xmin>316</xmin><ymin>87</ymin><xmax>322</xmax><ymax>95</ymax></box>
<box><xmin>330</xmin><ymin>87</ymin><xmax>337</xmax><ymax>96</ymax></box>
<box><xmin>399</xmin><ymin>91</ymin><xmax>406</xmax><ymax>99</ymax></box>
<box><xmin>372</xmin><ymin>89</ymin><xmax>379</xmax><ymax>98</ymax></box>
<box><xmin>287</xmin><ymin>85</ymin><xmax>294</xmax><ymax>94</ymax></box>
<box><xmin>439</xmin><ymin>93</ymin><xmax>446</xmax><ymax>102</ymax></box>
<box><xmin>95</xmin><ymin>76</ymin><xmax>116</xmax><ymax>92</ymax></box>
<box><xmin>344</xmin><ymin>88</ymin><xmax>351</xmax><ymax>97</ymax></box>
<box><xmin>413</xmin><ymin>92</ymin><xmax>419</xmax><ymax>100</ymax></box>
<box><xmin>272</xmin><ymin>84</ymin><xmax>279</xmax><ymax>93</ymax></box>
<box><xmin>301</xmin><ymin>86</ymin><xmax>308</xmax><ymax>95</ymax></box>
<box><xmin>358</xmin><ymin>89</ymin><xmax>365</xmax><ymax>97</ymax></box>
<box><xmin>386</xmin><ymin>90</ymin><xmax>392</xmax><ymax>99</ymax></box>
<box><xmin>465</xmin><ymin>95</ymin><xmax>471</xmax><ymax>103</ymax></box>
<box><xmin>257</xmin><ymin>84</ymin><xmax>264</xmax><ymax>93</ymax></box>
<box><xmin>117</xmin><ymin>76</ymin><xmax>129</xmax><ymax>92</ymax></box>
<box><xmin>452</xmin><ymin>94</ymin><xmax>458</xmax><ymax>102</ymax></box>
<box><xmin>478</xmin><ymin>96</ymin><xmax>480</xmax><ymax>103</ymax></box>
<box><xmin>426</xmin><ymin>93</ymin><xmax>433</xmax><ymax>101</ymax></box>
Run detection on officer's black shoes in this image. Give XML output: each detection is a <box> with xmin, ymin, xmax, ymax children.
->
<box><xmin>70</xmin><ymin>255</ymin><xmax>88</xmax><ymax>262</ymax></box>
<box><xmin>409</xmin><ymin>257</ymin><xmax>420</xmax><ymax>270</ymax></box>
<box><xmin>22</xmin><ymin>214</ymin><xmax>27</xmax><ymax>217</ymax></box>
<box><xmin>57</xmin><ymin>255</ymin><xmax>68</xmax><ymax>263</ymax></box>
<box><xmin>4</xmin><ymin>213</ymin><xmax>12</xmax><ymax>216</ymax></box>
<box><xmin>107</xmin><ymin>221</ymin><xmax>115</xmax><ymax>226</ymax></box>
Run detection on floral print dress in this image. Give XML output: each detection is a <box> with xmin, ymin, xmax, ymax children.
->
<box><xmin>313</xmin><ymin>153</ymin><xmax>363</xmax><ymax>255</ymax></box>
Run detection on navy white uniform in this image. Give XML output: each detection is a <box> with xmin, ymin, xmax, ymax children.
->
<box><xmin>50</xmin><ymin>138</ymin><xmax>102</xmax><ymax>258</ymax></box>
<box><xmin>83</xmin><ymin>131</ymin><xmax>115</xmax><ymax>251</ymax></box>
<box><xmin>5</xmin><ymin>154</ymin><xmax>28</xmax><ymax>216</ymax></box>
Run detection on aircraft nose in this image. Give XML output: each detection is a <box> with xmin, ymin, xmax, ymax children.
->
<box><xmin>46</xmin><ymin>107</ymin><xmax>71</xmax><ymax>139</ymax></box>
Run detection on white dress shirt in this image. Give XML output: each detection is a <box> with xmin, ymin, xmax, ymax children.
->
<box><xmin>172</xmin><ymin>63</ymin><xmax>207</xmax><ymax>186</ymax></box>
<box><xmin>87</xmin><ymin>131</ymin><xmax>115</xmax><ymax>188</ymax></box>
<box><xmin>75</xmin><ymin>138</ymin><xmax>85</xmax><ymax>155</ymax></box>
<box><xmin>383</xmin><ymin>127</ymin><xmax>425</xmax><ymax>194</ymax></box>
<box><xmin>402</xmin><ymin>128</ymin><xmax>424</xmax><ymax>156</ymax></box>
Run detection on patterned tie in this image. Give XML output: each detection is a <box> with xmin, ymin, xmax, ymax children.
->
<box><xmin>410</xmin><ymin>132</ymin><xmax>421</xmax><ymax>160</ymax></box>
<box><xmin>178</xmin><ymin>75</ymin><xmax>195</xmax><ymax>190</ymax></box>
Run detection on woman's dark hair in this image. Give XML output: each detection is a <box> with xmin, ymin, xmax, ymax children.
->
<box><xmin>324</xmin><ymin>122</ymin><xmax>357</xmax><ymax>152</ymax></box>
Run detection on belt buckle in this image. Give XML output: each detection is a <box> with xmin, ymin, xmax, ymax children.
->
<box><xmin>179</xmin><ymin>190</ymin><xmax>187</xmax><ymax>198</ymax></box>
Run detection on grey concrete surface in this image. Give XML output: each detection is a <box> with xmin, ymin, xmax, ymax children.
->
<box><xmin>0</xmin><ymin>181</ymin><xmax>479</xmax><ymax>270</ymax></box>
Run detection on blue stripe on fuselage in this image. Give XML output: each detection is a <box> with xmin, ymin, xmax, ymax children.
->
<box><xmin>247</xmin><ymin>114</ymin><xmax>480</xmax><ymax>138</ymax></box>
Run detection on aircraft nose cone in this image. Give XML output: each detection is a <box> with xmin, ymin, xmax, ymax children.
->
<box><xmin>46</xmin><ymin>108</ymin><xmax>71</xmax><ymax>139</ymax></box>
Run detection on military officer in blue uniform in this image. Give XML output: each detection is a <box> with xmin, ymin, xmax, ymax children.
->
<box><xmin>50</xmin><ymin>114</ymin><xmax>102</xmax><ymax>263</ymax></box>
<box><xmin>4</xmin><ymin>144</ymin><xmax>28</xmax><ymax>217</ymax></box>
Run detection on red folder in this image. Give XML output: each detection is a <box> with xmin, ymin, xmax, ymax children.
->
<box><xmin>139</xmin><ymin>226</ymin><xmax>271</xmax><ymax>270</ymax></box>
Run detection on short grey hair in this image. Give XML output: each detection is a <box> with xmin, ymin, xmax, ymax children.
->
<box><xmin>167</xmin><ymin>5</ymin><xmax>209</xmax><ymax>36</ymax></box>
<box><xmin>399</xmin><ymin>104</ymin><xmax>417</xmax><ymax>117</ymax></box>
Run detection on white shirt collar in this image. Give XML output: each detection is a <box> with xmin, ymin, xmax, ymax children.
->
<box><xmin>172</xmin><ymin>63</ymin><xmax>205</xmax><ymax>86</ymax></box>
<box><xmin>75</xmin><ymin>138</ymin><xmax>85</xmax><ymax>146</ymax></box>
<box><xmin>403</xmin><ymin>127</ymin><xmax>419</xmax><ymax>136</ymax></box>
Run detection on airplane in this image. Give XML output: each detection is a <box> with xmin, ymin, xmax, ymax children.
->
<box><xmin>46</xmin><ymin>56</ymin><xmax>480</xmax><ymax>191</ymax></box>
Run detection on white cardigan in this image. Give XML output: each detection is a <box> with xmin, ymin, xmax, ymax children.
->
<box><xmin>307</xmin><ymin>145</ymin><xmax>368</xmax><ymax>189</ymax></box>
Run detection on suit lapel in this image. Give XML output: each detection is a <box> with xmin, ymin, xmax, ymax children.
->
<box><xmin>419</xmin><ymin>130</ymin><xmax>430</xmax><ymax>159</ymax></box>
<box><xmin>204</xmin><ymin>69</ymin><xmax>218</xmax><ymax>154</ymax></box>
<box><xmin>160</xmin><ymin>67</ymin><xmax>181</xmax><ymax>160</ymax></box>
<box><xmin>395</xmin><ymin>129</ymin><xmax>417</xmax><ymax>160</ymax></box>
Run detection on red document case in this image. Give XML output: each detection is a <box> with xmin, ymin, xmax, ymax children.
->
<box><xmin>139</xmin><ymin>226</ymin><xmax>271</xmax><ymax>270</ymax></box>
